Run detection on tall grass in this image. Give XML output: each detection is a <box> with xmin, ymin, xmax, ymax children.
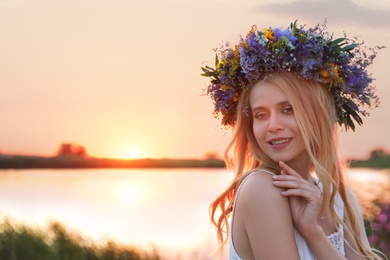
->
<box><xmin>0</xmin><ymin>219</ymin><xmax>159</xmax><ymax>260</ymax></box>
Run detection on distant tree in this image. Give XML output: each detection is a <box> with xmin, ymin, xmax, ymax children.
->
<box><xmin>203</xmin><ymin>151</ymin><xmax>220</xmax><ymax>160</ymax></box>
<box><xmin>370</xmin><ymin>149</ymin><xmax>386</xmax><ymax>159</ymax></box>
<box><xmin>56</xmin><ymin>143</ymin><xmax>88</xmax><ymax>157</ymax></box>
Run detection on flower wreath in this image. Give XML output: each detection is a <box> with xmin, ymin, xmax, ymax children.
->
<box><xmin>201</xmin><ymin>20</ymin><xmax>384</xmax><ymax>130</ymax></box>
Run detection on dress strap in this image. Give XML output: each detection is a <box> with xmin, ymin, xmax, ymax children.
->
<box><xmin>247</xmin><ymin>169</ymin><xmax>276</xmax><ymax>177</ymax></box>
<box><xmin>234</xmin><ymin>169</ymin><xmax>275</xmax><ymax>201</ymax></box>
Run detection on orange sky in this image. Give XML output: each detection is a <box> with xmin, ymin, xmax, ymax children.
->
<box><xmin>0</xmin><ymin>0</ymin><xmax>389</xmax><ymax>160</ymax></box>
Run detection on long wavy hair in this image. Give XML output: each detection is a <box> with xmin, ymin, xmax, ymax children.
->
<box><xmin>209</xmin><ymin>72</ymin><xmax>383</xmax><ymax>258</ymax></box>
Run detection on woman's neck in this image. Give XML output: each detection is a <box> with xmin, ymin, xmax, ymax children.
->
<box><xmin>285</xmin><ymin>154</ymin><xmax>311</xmax><ymax>180</ymax></box>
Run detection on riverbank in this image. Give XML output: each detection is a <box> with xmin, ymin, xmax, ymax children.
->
<box><xmin>350</xmin><ymin>154</ymin><xmax>390</xmax><ymax>169</ymax></box>
<box><xmin>0</xmin><ymin>154</ymin><xmax>389</xmax><ymax>169</ymax></box>
<box><xmin>0</xmin><ymin>154</ymin><xmax>225</xmax><ymax>169</ymax></box>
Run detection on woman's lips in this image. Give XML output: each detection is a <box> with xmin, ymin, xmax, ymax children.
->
<box><xmin>268</xmin><ymin>138</ymin><xmax>292</xmax><ymax>149</ymax></box>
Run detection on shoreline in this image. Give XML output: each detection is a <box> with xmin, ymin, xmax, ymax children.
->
<box><xmin>0</xmin><ymin>154</ymin><xmax>389</xmax><ymax>169</ymax></box>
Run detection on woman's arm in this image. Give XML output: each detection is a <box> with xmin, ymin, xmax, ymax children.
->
<box><xmin>232</xmin><ymin>171</ymin><xmax>300</xmax><ymax>259</ymax></box>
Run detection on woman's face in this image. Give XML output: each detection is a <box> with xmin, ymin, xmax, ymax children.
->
<box><xmin>249</xmin><ymin>81</ymin><xmax>308</xmax><ymax>168</ymax></box>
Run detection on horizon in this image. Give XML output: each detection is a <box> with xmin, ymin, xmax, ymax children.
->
<box><xmin>2</xmin><ymin>142</ymin><xmax>388</xmax><ymax>161</ymax></box>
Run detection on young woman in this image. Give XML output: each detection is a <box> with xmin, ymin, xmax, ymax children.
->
<box><xmin>202</xmin><ymin>21</ymin><xmax>385</xmax><ymax>259</ymax></box>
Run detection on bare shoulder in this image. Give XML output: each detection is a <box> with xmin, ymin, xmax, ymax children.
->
<box><xmin>236</xmin><ymin>170</ymin><xmax>288</xmax><ymax>207</ymax></box>
<box><xmin>235</xmin><ymin>170</ymin><xmax>292</xmax><ymax>226</ymax></box>
<box><xmin>233</xmin><ymin>170</ymin><xmax>299</xmax><ymax>259</ymax></box>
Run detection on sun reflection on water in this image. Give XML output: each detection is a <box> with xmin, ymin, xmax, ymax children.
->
<box><xmin>117</xmin><ymin>185</ymin><xmax>142</xmax><ymax>202</ymax></box>
<box><xmin>346</xmin><ymin>168</ymin><xmax>390</xmax><ymax>219</ymax></box>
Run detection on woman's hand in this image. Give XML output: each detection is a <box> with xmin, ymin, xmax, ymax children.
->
<box><xmin>272</xmin><ymin>161</ymin><xmax>323</xmax><ymax>238</ymax></box>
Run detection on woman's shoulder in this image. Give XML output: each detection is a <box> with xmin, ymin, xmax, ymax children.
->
<box><xmin>232</xmin><ymin>169</ymin><xmax>298</xmax><ymax>259</ymax></box>
<box><xmin>238</xmin><ymin>168</ymin><xmax>278</xmax><ymax>190</ymax></box>
<box><xmin>235</xmin><ymin>169</ymin><xmax>288</xmax><ymax>209</ymax></box>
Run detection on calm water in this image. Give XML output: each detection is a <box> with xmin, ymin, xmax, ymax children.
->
<box><xmin>0</xmin><ymin>168</ymin><xmax>389</xmax><ymax>259</ymax></box>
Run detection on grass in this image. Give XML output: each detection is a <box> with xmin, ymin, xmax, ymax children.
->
<box><xmin>0</xmin><ymin>219</ymin><xmax>159</xmax><ymax>260</ymax></box>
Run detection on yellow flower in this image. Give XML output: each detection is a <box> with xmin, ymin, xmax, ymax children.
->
<box><xmin>320</xmin><ymin>70</ymin><xmax>329</xmax><ymax>78</ymax></box>
<box><xmin>321</xmin><ymin>64</ymin><xmax>339</xmax><ymax>78</ymax></box>
<box><xmin>246</xmin><ymin>25</ymin><xmax>257</xmax><ymax>39</ymax></box>
<box><xmin>220</xmin><ymin>84</ymin><xmax>229</xmax><ymax>91</ymax></box>
<box><xmin>330</xmin><ymin>64</ymin><xmax>339</xmax><ymax>77</ymax></box>
<box><xmin>263</xmin><ymin>28</ymin><xmax>274</xmax><ymax>41</ymax></box>
<box><xmin>216</xmin><ymin>60</ymin><xmax>225</xmax><ymax>69</ymax></box>
<box><xmin>320</xmin><ymin>64</ymin><xmax>341</xmax><ymax>86</ymax></box>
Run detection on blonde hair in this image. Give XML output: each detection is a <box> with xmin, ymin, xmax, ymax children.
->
<box><xmin>209</xmin><ymin>72</ymin><xmax>383</xmax><ymax>258</ymax></box>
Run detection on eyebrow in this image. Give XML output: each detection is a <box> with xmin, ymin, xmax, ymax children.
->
<box><xmin>251</xmin><ymin>100</ymin><xmax>291</xmax><ymax>111</ymax></box>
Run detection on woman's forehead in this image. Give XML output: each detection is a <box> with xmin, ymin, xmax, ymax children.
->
<box><xmin>249</xmin><ymin>81</ymin><xmax>289</xmax><ymax>107</ymax></box>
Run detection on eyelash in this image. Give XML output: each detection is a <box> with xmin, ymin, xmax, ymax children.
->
<box><xmin>254</xmin><ymin>106</ymin><xmax>293</xmax><ymax>119</ymax></box>
<box><xmin>254</xmin><ymin>112</ymin><xmax>268</xmax><ymax>119</ymax></box>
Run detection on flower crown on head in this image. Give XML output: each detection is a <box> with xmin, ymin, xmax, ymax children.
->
<box><xmin>201</xmin><ymin>20</ymin><xmax>383</xmax><ymax>131</ymax></box>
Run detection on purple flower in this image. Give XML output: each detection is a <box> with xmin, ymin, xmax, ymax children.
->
<box><xmin>247</xmin><ymin>32</ymin><xmax>262</xmax><ymax>49</ymax></box>
<box><xmin>239</xmin><ymin>48</ymin><xmax>263</xmax><ymax>81</ymax></box>
<box><xmin>274</xmin><ymin>28</ymin><xmax>298</xmax><ymax>44</ymax></box>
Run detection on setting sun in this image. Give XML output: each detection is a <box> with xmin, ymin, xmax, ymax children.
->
<box><xmin>117</xmin><ymin>149</ymin><xmax>144</xmax><ymax>159</ymax></box>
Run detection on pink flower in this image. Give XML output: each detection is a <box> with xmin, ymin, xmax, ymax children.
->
<box><xmin>378</xmin><ymin>213</ymin><xmax>388</xmax><ymax>224</ymax></box>
<box><xmin>368</xmin><ymin>235</ymin><xmax>379</xmax><ymax>244</ymax></box>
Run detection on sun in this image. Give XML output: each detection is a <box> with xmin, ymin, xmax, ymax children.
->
<box><xmin>117</xmin><ymin>149</ymin><xmax>145</xmax><ymax>159</ymax></box>
<box><xmin>109</xmin><ymin>138</ymin><xmax>148</xmax><ymax>159</ymax></box>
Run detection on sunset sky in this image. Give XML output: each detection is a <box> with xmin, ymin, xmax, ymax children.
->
<box><xmin>0</xmin><ymin>0</ymin><xmax>389</xmax><ymax>160</ymax></box>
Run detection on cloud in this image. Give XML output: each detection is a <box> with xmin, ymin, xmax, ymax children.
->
<box><xmin>258</xmin><ymin>0</ymin><xmax>390</xmax><ymax>28</ymax></box>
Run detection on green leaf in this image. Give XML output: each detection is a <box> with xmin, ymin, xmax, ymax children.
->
<box><xmin>201</xmin><ymin>66</ymin><xmax>215</xmax><ymax>72</ymax></box>
<box><xmin>363</xmin><ymin>96</ymin><xmax>371</xmax><ymax>106</ymax></box>
<box><xmin>350</xmin><ymin>110</ymin><xmax>363</xmax><ymax>125</ymax></box>
<box><xmin>215</xmin><ymin>54</ymin><xmax>219</xmax><ymax>67</ymax></box>
<box><xmin>342</xmin><ymin>43</ymin><xmax>358</xmax><ymax>52</ymax></box>
<box><xmin>201</xmin><ymin>72</ymin><xmax>213</xmax><ymax>77</ymax></box>
<box><xmin>345</xmin><ymin>116</ymin><xmax>356</xmax><ymax>131</ymax></box>
<box><xmin>331</xmin><ymin>38</ymin><xmax>346</xmax><ymax>47</ymax></box>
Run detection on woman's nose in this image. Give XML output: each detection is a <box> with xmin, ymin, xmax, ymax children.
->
<box><xmin>267</xmin><ymin>113</ymin><xmax>285</xmax><ymax>132</ymax></box>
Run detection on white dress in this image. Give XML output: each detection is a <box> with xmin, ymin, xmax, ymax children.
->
<box><xmin>230</xmin><ymin>169</ymin><xmax>345</xmax><ymax>260</ymax></box>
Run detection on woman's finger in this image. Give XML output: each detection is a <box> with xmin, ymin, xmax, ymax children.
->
<box><xmin>273</xmin><ymin>179</ymin><xmax>315</xmax><ymax>191</ymax></box>
<box><xmin>280</xmin><ymin>187</ymin><xmax>321</xmax><ymax>201</ymax></box>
